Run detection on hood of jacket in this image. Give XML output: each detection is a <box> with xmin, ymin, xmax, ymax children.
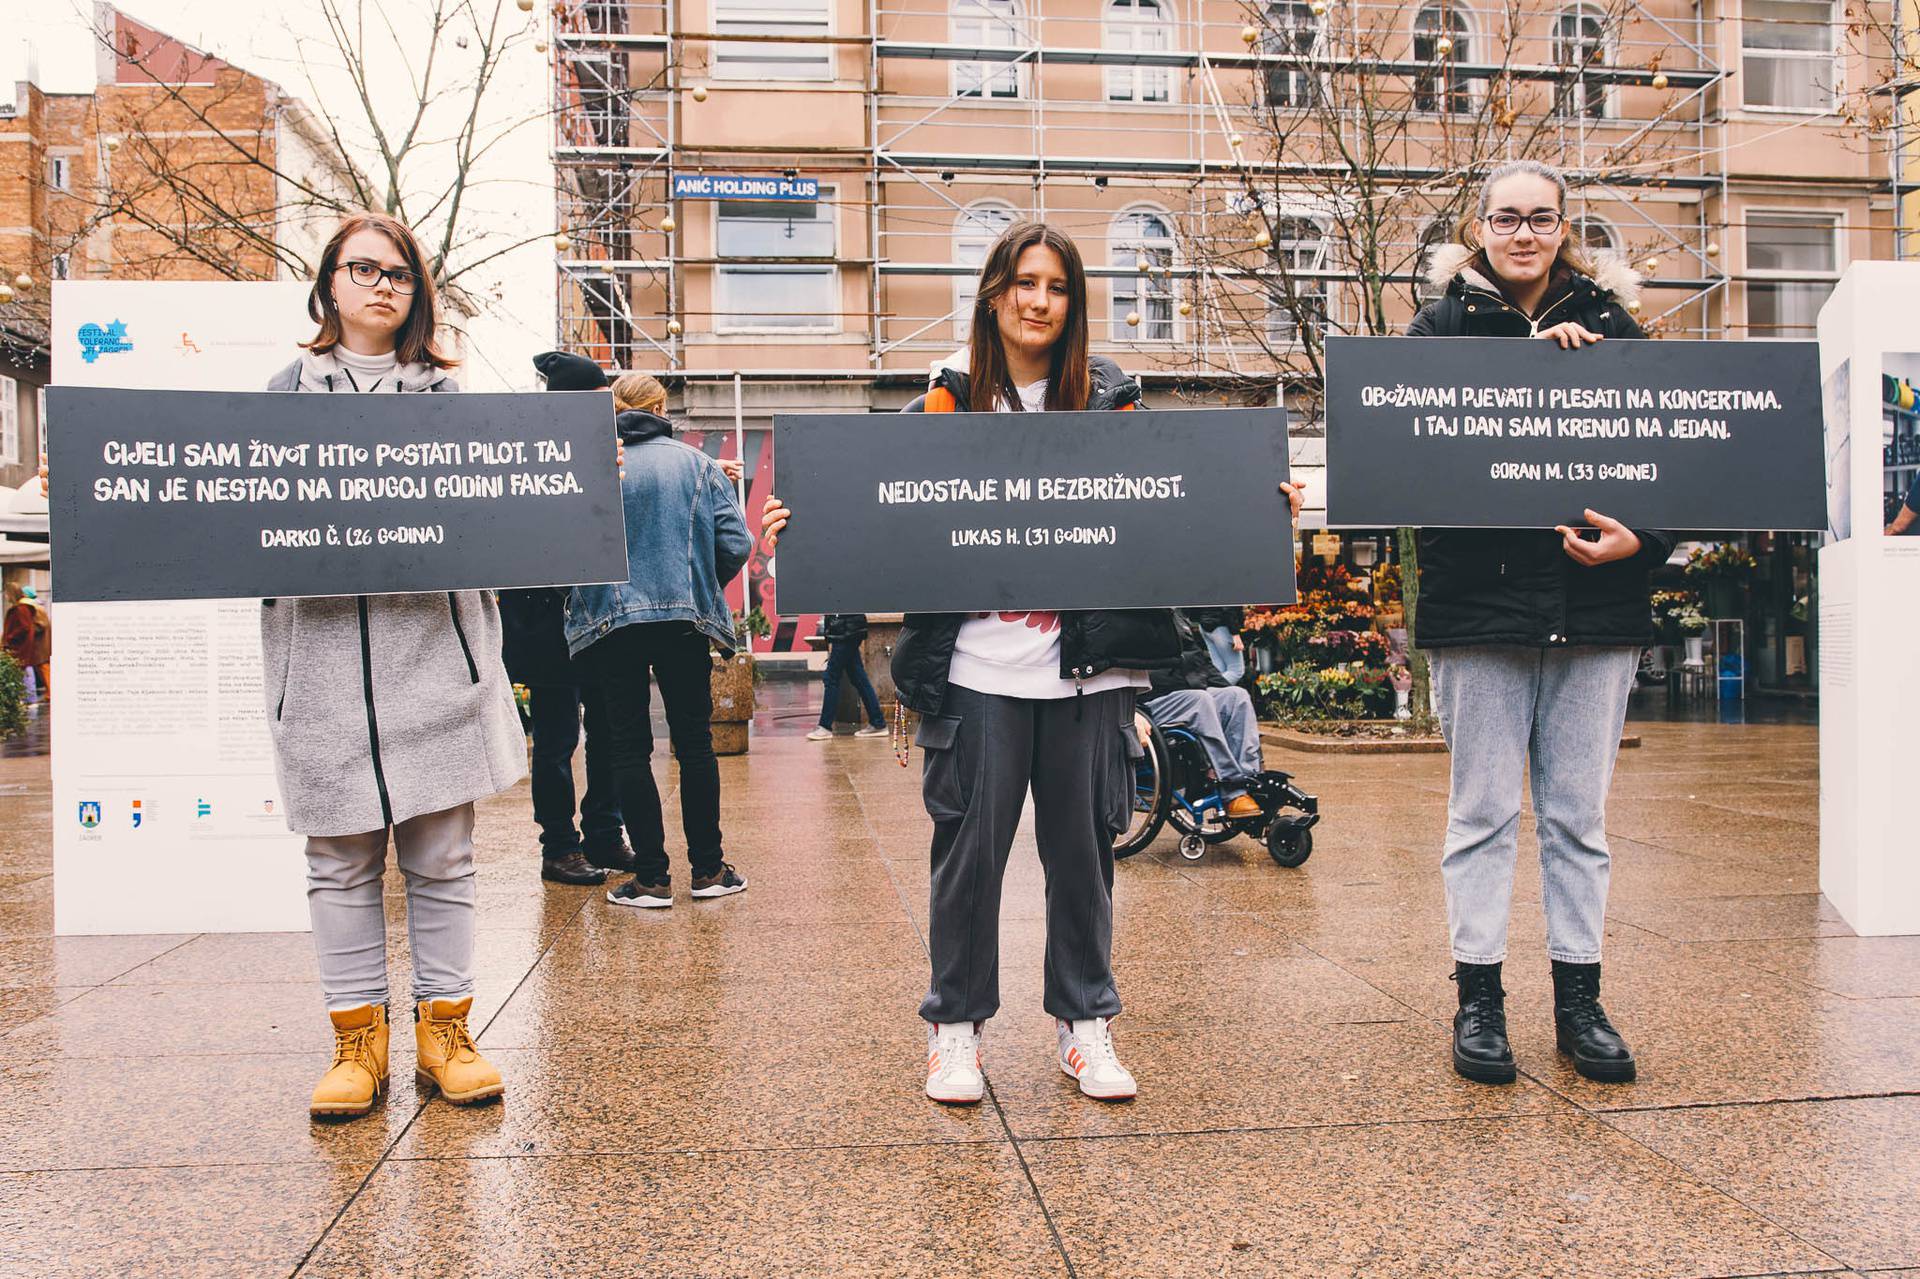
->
<box><xmin>1423</xmin><ymin>242</ymin><xmax>1642</xmax><ymax>310</ymax></box>
<box><xmin>294</xmin><ymin>347</ymin><xmax>451</xmax><ymax>394</ymax></box>
<box><xmin>923</xmin><ymin>349</ymin><xmax>1139</xmax><ymax>411</ymax></box>
<box><xmin>615</xmin><ymin>409</ymin><xmax>675</xmax><ymax>444</ymax></box>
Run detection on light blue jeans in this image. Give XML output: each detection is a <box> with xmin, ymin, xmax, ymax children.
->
<box><xmin>305</xmin><ymin>803</ymin><xmax>477</xmax><ymax>1011</ymax></box>
<box><xmin>1203</xmin><ymin>626</ymin><xmax>1246</xmax><ymax>684</ymax></box>
<box><xmin>1428</xmin><ymin>646</ymin><xmax>1640</xmax><ymax>966</ymax></box>
<box><xmin>1143</xmin><ymin>686</ymin><xmax>1263</xmax><ymax>799</ymax></box>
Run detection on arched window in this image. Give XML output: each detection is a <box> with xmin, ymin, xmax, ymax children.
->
<box><xmin>1568</xmin><ymin>213</ymin><xmax>1618</xmax><ymax>253</ymax></box>
<box><xmin>1263</xmin><ymin>2</ymin><xmax>1321</xmax><ymax>108</ymax></box>
<box><xmin>1266</xmin><ymin>216</ymin><xmax>1330</xmax><ymax>344</ymax></box>
<box><xmin>1552</xmin><ymin>5</ymin><xmax>1612</xmax><ymax>119</ymax></box>
<box><xmin>1113</xmin><ymin>207</ymin><xmax>1176</xmax><ymax>340</ymax></box>
<box><xmin>952</xmin><ymin>0</ymin><xmax>1027</xmax><ymax>99</ymax></box>
<box><xmin>1105</xmin><ymin>0</ymin><xmax>1173</xmax><ymax>104</ymax></box>
<box><xmin>953</xmin><ymin>201</ymin><xmax>1017</xmax><ymax>337</ymax></box>
<box><xmin>1412</xmin><ymin>6</ymin><xmax>1471</xmax><ymax>114</ymax></box>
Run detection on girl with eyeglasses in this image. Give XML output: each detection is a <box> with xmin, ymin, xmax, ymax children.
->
<box><xmin>1409</xmin><ymin>160</ymin><xmax>1671</xmax><ymax>1088</ymax></box>
<box><xmin>264</xmin><ymin>212</ymin><xmax>524</xmax><ymax>1120</ymax></box>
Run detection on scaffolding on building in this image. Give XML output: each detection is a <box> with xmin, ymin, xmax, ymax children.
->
<box><xmin>551</xmin><ymin>0</ymin><xmax>1742</xmax><ymax>390</ymax></box>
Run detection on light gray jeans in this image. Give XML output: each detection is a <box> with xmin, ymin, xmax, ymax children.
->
<box><xmin>305</xmin><ymin>803</ymin><xmax>477</xmax><ymax>1012</ymax></box>
<box><xmin>1142</xmin><ymin>686</ymin><xmax>1263</xmax><ymax>798</ymax></box>
<box><xmin>1429</xmin><ymin>646</ymin><xmax>1640</xmax><ymax>966</ymax></box>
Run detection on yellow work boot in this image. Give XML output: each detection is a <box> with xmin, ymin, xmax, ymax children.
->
<box><xmin>310</xmin><ymin>1003</ymin><xmax>389</xmax><ymax>1119</ymax></box>
<box><xmin>414</xmin><ymin>997</ymin><xmax>504</xmax><ymax>1105</ymax></box>
<box><xmin>1226</xmin><ymin>795</ymin><xmax>1263</xmax><ymax>819</ymax></box>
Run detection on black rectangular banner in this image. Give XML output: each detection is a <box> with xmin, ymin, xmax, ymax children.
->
<box><xmin>772</xmin><ymin>407</ymin><xmax>1295</xmax><ymax>613</ymax></box>
<box><xmin>49</xmin><ymin>387</ymin><xmax>630</xmax><ymax>602</ymax></box>
<box><xmin>1323</xmin><ymin>336</ymin><xmax>1825</xmax><ymax>530</ymax></box>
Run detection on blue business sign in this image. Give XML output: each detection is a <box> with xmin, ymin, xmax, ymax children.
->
<box><xmin>672</xmin><ymin>174</ymin><xmax>818</xmax><ymax>201</ymax></box>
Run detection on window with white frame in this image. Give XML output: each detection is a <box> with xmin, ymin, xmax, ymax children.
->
<box><xmin>51</xmin><ymin>254</ymin><xmax>70</xmax><ymax>281</ymax></box>
<box><xmin>1552</xmin><ymin>6</ymin><xmax>1612</xmax><ymax>120</ymax></box>
<box><xmin>1742</xmin><ymin>0</ymin><xmax>1837</xmax><ymax>111</ymax></box>
<box><xmin>1263</xmin><ymin>2</ymin><xmax>1321</xmax><ymax>108</ymax></box>
<box><xmin>35</xmin><ymin>386</ymin><xmax>46</xmax><ymax>462</ymax></box>
<box><xmin>1412</xmin><ymin>6</ymin><xmax>1471</xmax><ymax>114</ymax></box>
<box><xmin>567</xmin><ymin>50</ymin><xmax>627</xmax><ymax>148</ymax></box>
<box><xmin>1568</xmin><ymin>213</ymin><xmax>1618</xmax><ymax>253</ymax></box>
<box><xmin>48</xmin><ymin>155</ymin><xmax>71</xmax><ymax>192</ymax></box>
<box><xmin>953</xmin><ymin>0</ymin><xmax>1027</xmax><ymax>99</ymax></box>
<box><xmin>713</xmin><ymin>0</ymin><xmax>832</xmax><ymax>81</ymax></box>
<box><xmin>1745</xmin><ymin>210</ymin><xmax>1840</xmax><ymax>339</ymax></box>
<box><xmin>953</xmin><ymin>201</ymin><xmax>1017</xmax><ymax>338</ymax></box>
<box><xmin>717</xmin><ymin>193</ymin><xmax>837</xmax><ymax>330</ymax></box>
<box><xmin>0</xmin><ymin>377</ymin><xmax>17</xmax><ymax>466</ymax></box>
<box><xmin>1105</xmin><ymin>0</ymin><xmax>1173</xmax><ymax>104</ymax></box>
<box><xmin>1266</xmin><ymin>217</ymin><xmax>1330</xmax><ymax>344</ymax></box>
<box><xmin>1112</xmin><ymin>208</ymin><xmax>1175</xmax><ymax>340</ymax></box>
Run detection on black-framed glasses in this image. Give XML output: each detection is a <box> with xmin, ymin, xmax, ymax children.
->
<box><xmin>1483</xmin><ymin>211</ymin><xmax>1564</xmax><ymax>236</ymax></box>
<box><xmin>336</xmin><ymin>260</ymin><xmax>419</xmax><ymax>294</ymax></box>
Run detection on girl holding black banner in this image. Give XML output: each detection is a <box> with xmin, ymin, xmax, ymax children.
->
<box><xmin>763</xmin><ymin>221</ymin><xmax>1301</xmax><ymax>1106</ymax></box>
<box><xmin>265</xmin><ymin>213</ymin><xmax>522</xmax><ymax>1119</ymax></box>
<box><xmin>1410</xmin><ymin>161</ymin><xmax>1672</xmax><ymax>1087</ymax></box>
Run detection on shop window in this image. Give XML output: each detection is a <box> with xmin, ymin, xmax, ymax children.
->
<box><xmin>1112</xmin><ymin>207</ymin><xmax>1175</xmax><ymax>341</ymax></box>
<box><xmin>1412</xmin><ymin>6</ymin><xmax>1471</xmax><ymax>114</ymax></box>
<box><xmin>1742</xmin><ymin>0</ymin><xmax>1837</xmax><ymax>112</ymax></box>
<box><xmin>713</xmin><ymin>0</ymin><xmax>832</xmax><ymax>82</ymax></box>
<box><xmin>1263</xmin><ymin>2</ymin><xmax>1321</xmax><ymax>108</ymax></box>
<box><xmin>717</xmin><ymin>193</ymin><xmax>837</xmax><ymax>331</ymax></box>
<box><xmin>1745</xmin><ymin>210</ymin><xmax>1840</xmax><ymax>339</ymax></box>
<box><xmin>953</xmin><ymin>201</ymin><xmax>1017</xmax><ymax>338</ymax></box>
<box><xmin>953</xmin><ymin>0</ymin><xmax>1027</xmax><ymax>99</ymax></box>
<box><xmin>1552</xmin><ymin>5</ymin><xmax>1612</xmax><ymax>120</ymax></box>
<box><xmin>0</xmin><ymin>376</ymin><xmax>16</xmax><ymax>466</ymax></box>
<box><xmin>1105</xmin><ymin>0</ymin><xmax>1173</xmax><ymax>104</ymax></box>
<box><xmin>1266</xmin><ymin>216</ymin><xmax>1330</xmax><ymax>345</ymax></box>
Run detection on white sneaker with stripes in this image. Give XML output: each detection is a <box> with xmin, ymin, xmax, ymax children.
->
<box><xmin>925</xmin><ymin>1021</ymin><xmax>984</xmax><ymax>1104</ymax></box>
<box><xmin>1058</xmin><ymin>1016</ymin><xmax>1137</xmax><ymax>1100</ymax></box>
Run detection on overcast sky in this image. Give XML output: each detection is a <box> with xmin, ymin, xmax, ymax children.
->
<box><xmin>6</xmin><ymin>0</ymin><xmax>557</xmax><ymax>391</ymax></box>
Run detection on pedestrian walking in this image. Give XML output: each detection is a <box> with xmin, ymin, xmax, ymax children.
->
<box><xmin>3</xmin><ymin>585</ymin><xmax>50</xmax><ymax>700</ymax></box>
<box><xmin>260</xmin><ymin>212</ymin><xmax>523</xmax><ymax>1119</ymax></box>
<box><xmin>1410</xmin><ymin>160</ymin><xmax>1670</xmax><ymax>1087</ymax></box>
<box><xmin>568</xmin><ymin>373</ymin><xmax>754</xmax><ymax>910</ymax></box>
<box><xmin>807</xmin><ymin>614</ymin><xmax>889</xmax><ymax>740</ymax></box>
<box><xmin>762</xmin><ymin>221</ymin><xmax>1302</xmax><ymax>1106</ymax></box>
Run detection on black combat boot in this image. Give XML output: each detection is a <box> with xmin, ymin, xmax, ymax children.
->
<box><xmin>1451</xmin><ymin>961</ymin><xmax>1516</xmax><ymax>1085</ymax></box>
<box><xmin>1551</xmin><ymin>960</ymin><xmax>1636</xmax><ymax>1083</ymax></box>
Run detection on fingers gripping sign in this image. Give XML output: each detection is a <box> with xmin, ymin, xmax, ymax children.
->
<box><xmin>1554</xmin><ymin>508</ymin><xmax>1642</xmax><ymax>567</ymax></box>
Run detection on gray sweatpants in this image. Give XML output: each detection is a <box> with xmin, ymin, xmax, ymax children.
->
<box><xmin>916</xmin><ymin>683</ymin><xmax>1138</xmax><ymax>1026</ymax></box>
<box><xmin>305</xmin><ymin>803</ymin><xmax>478</xmax><ymax>1012</ymax></box>
<box><xmin>1142</xmin><ymin>685</ymin><xmax>1263</xmax><ymax>798</ymax></box>
<box><xmin>1428</xmin><ymin>646</ymin><xmax>1640</xmax><ymax>966</ymax></box>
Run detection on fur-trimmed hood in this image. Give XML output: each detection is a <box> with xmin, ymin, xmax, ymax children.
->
<box><xmin>1424</xmin><ymin>242</ymin><xmax>1642</xmax><ymax>308</ymax></box>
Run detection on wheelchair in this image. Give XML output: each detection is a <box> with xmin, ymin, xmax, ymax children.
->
<box><xmin>1115</xmin><ymin>711</ymin><xmax>1320</xmax><ymax>867</ymax></box>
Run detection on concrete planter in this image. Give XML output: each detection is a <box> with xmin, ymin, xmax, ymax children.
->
<box><xmin>711</xmin><ymin>651</ymin><xmax>756</xmax><ymax>756</ymax></box>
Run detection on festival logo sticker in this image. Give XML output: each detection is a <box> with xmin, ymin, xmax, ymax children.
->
<box><xmin>77</xmin><ymin>320</ymin><xmax>134</xmax><ymax>364</ymax></box>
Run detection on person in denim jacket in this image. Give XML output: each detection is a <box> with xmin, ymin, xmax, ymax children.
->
<box><xmin>566</xmin><ymin>373</ymin><xmax>754</xmax><ymax>908</ymax></box>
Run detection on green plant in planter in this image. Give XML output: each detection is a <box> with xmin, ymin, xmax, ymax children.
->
<box><xmin>0</xmin><ymin>653</ymin><xmax>25</xmax><ymax>741</ymax></box>
<box><xmin>1672</xmin><ymin>606</ymin><xmax>1707</xmax><ymax>636</ymax></box>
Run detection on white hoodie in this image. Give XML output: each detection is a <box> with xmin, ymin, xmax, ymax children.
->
<box><xmin>928</xmin><ymin>352</ymin><xmax>1148</xmax><ymax>700</ymax></box>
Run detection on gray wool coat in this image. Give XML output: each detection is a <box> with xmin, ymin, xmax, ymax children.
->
<box><xmin>260</xmin><ymin>350</ymin><xmax>527</xmax><ymax>837</ymax></box>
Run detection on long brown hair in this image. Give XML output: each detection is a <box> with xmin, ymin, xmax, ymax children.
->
<box><xmin>1452</xmin><ymin>159</ymin><xmax>1596</xmax><ymax>288</ymax></box>
<box><xmin>611</xmin><ymin>372</ymin><xmax>667</xmax><ymax>414</ymax></box>
<box><xmin>303</xmin><ymin>211</ymin><xmax>456</xmax><ymax>370</ymax></box>
<box><xmin>966</xmin><ymin>220</ymin><xmax>1091</xmax><ymax>412</ymax></box>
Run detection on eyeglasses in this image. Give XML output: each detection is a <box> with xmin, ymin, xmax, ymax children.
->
<box><xmin>1483</xmin><ymin>211</ymin><xmax>1564</xmax><ymax>236</ymax></box>
<box><xmin>336</xmin><ymin>260</ymin><xmax>419</xmax><ymax>294</ymax></box>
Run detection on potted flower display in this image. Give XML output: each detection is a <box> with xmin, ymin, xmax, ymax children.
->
<box><xmin>1674</xmin><ymin>605</ymin><xmax>1708</xmax><ymax>664</ymax></box>
<box><xmin>1683</xmin><ymin>544</ymin><xmax>1756</xmax><ymax>620</ymax></box>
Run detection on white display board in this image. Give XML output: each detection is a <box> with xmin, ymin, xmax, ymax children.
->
<box><xmin>51</xmin><ymin>282</ymin><xmax>315</xmax><ymax>934</ymax></box>
<box><xmin>1816</xmin><ymin>264</ymin><xmax>1920</xmax><ymax>936</ymax></box>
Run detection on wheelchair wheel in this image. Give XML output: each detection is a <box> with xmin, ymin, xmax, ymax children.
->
<box><xmin>1114</xmin><ymin>714</ymin><xmax>1170</xmax><ymax>860</ymax></box>
<box><xmin>1265</xmin><ymin>822</ymin><xmax>1313</xmax><ymax>869</ymax></box>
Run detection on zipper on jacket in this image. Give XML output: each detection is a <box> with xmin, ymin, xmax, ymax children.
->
<box><xmin>357</xmin><ymin>595</ymin><xmax>395</xmax><ymax>829</ymax></box>
<box><xmin>446</xmin><ymin>593</ymin><xmax>480</xmax><ymax>684</ymax></box>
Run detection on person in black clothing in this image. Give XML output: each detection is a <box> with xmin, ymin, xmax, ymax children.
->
<box><xmin>1140</xmin><ymin>612</ymin><xmax>1265</xmax><ymax>818</ymax></box>
<box><xmin>514</xmin><ymin>352</ymin><xmax>632</xmax><ymax>885</ymax></box>
<box><xmin>1887</xmin><ymin>470</ymin><xmax>1920</xmax><ymax>535</ymax></box>
<box><xmin>1410</xmin><ymin>160</ymin><xmax>1670</xmax><ymax>1089</ymax></box>
<box><xmin>807</xmin><ymin>614</ymin><xmax>888</xmax><ymax>740</ymax></box>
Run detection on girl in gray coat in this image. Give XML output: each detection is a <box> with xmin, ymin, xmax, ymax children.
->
<box><xmin>268</xmin><ymin>212</ymin><xmax>524</xmax><ymax>1120</ymax></box>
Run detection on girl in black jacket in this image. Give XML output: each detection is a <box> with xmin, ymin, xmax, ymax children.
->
<box><xmin>763</xmin><ymin>221</ymin><xmax>1300</xmax><ymax>1106</ymax></box>
<box><xmin>1411</xmin><ymin>161</ymin><xmax>1668</xmax><ymax>1089</ymax></box>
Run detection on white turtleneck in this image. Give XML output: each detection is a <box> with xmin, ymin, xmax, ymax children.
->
<box><xmin>331</xmin><ymin>346</ymin><xmax>400</xmax><ymax>391</ymax></box>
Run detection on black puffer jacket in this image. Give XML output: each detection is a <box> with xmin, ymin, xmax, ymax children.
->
<box><xmin>1407</xmin><ymin>246</ymin><xmax>1675</xmax><ymax>650</ymax></box>
<box><xmin>891</xmin><ymin>354</ymin><xmax>1180</xmax><ymax>715</ymax></box>
<box><xmin>1143</xmin><ymin>612</ymin><xmax>1229</xmax><ymax>702</ymax></box>
<box><xmin>823</xmin><ymin>614</ymin><xmax>868</xmax><ymax>643</ymax></box>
